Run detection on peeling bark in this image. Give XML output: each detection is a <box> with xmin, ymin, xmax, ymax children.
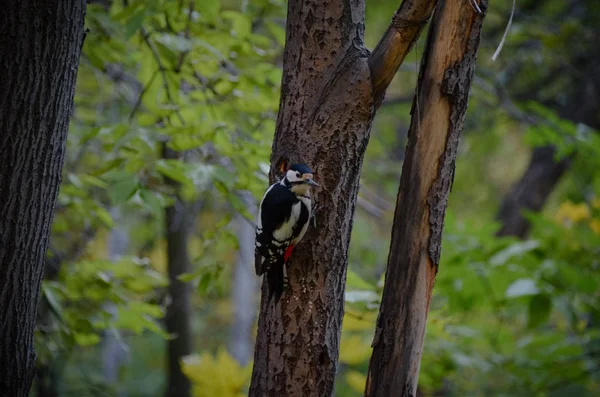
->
<box><xmin>364</xmin><ymin>1</ymin><xmax>487</xmax><ymax>396</ymax></box>
<box><xmin>249</xmin><ymin>0</ymin><xmax>437</xmax><ymax>396</ymax></box>
<box><xmin>0</xmin><ymin>2</ymin><xmax>86</xmax><ymax>396</ymax></box>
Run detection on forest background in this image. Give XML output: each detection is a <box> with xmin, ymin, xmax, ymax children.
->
<box><xmin>29</xmin><ymin>0</ymin><xmax>600</xmax><ymax>396</ymax></box>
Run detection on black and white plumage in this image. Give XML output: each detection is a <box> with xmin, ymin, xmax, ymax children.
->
<box><xmin>255</xmin><ymin>163</ymin><xmax>319</xmax><ymax>301</ymax></box>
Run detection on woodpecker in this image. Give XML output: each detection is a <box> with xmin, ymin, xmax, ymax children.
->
<box><xmin>255</xmin><ymin>163</ymin><xmax>319</xmax><ymax>301</ymax></box>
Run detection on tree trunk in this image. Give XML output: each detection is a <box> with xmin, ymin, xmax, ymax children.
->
<box><xmin>0</xmin><ymin>2</ymin><xmax>86</xmax><ymax>396</ymax></box>
<box><xmin>496</xmin><ymin>62</ymin><xmax>600</xmax><ymax>238</ymax></box>
<box><xmin>364</xmin><ymin>1</ymin><xmax>487</xmax><ymax>396</ymax></box>
<box><xmin>163</xmin><ymin>146</ymin><xmax>193</xmax><ymax>397</ymax></box>
<box><xmin>496</xmin><ymin>146</ymin><xmax>570</xmax><ymax>238</ymax></box>
<box><xmin>248</xmin><ymin>0</ymin><xmax>437</xmax><ymax>396</ymax></box>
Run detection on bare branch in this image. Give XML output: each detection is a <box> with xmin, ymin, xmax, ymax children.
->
<box><xmin>491</xmin><ymin>0</ymin><xmax>516</xmax><ymax>61</ymax></box>
<box><xmin>174</xmin><ymin>1</ymin><xmax>195</xmax><ymax>73</ymax></box>
<box><xmin>140</xmin><ymin>27</ymin><xmax>185</xmax><ymax>124</ymax></box>
<box><xmin>369</xmin><ymin>0</ymin><xmax>438</xmax><ymax>103</ymax></box>
<box><xmin>357</xmin><ymin>196</ymin><xmax>386</xmax><ymax>218</ymax></box>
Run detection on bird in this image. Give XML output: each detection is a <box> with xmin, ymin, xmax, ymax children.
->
<box><xmin>255</xmin><ymin>162</ymin><xmax>319</xmax><ymax>301</ymax></box>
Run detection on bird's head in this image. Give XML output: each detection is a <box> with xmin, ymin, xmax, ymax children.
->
<box><xmin>282</xmin><ymin>163</ymin><xmax>319</xmax><ymax>195</ymax></box>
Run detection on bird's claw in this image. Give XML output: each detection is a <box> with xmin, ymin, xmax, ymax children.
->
<box><xmin>311</xmin><ymin>203</ymin><xmax>319</xmax><ymax>228</ymax></box>
<box><xmin>283</xmin><ymin>265</ymin><xmax>289</xmax><ymax>290</ymax></box>
<box><xmin>468</xmin><ymin>0</ymin><xmax>482</xmax><ymax>14</ymax></box>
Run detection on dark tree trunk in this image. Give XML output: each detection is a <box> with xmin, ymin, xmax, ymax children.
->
<box><xmin>496</xmin><ymin>146</ymin><xmax>570</xmax><ymax>238</ymax></box>
<box><xmin>365</xmin><ymin>1</ymin><xmax>487</xmax><ymax>396</ymax></box>
<box><xmin>163</xmin><ymin>146</ymin><xmax>193</xmax><ymax>397</ymax></box>
<box><xmin>0</xmin><ymin>2</ymin><xmax>86</xmax><ymax>396</ymax></box>
<box><xmin>248</xmin><ymin>0</ymin><xmax>437</xmax><ymax>396</ymax></box>
<box><xmin>496</xmin><ymin>61</ymin><xmax>600</xmax><ymax>238</ymax></box>
<box><xmin>496</xmin><ymin>23</ymin><xmax>600</xmax><ymax>238</ymax></box>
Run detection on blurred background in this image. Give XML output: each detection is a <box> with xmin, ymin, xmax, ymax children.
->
<box><xmin>34</xmin><ymin>0</ymin><xmax>600</xmax><ymax>396</ymax></box>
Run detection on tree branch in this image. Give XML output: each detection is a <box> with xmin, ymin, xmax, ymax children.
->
<box><xmin>369</xmin><ymin>0</ymin><xmax>438</xmax><ymax>103</ymax></box>
<box><xmin>365</xmin><ymin>0</ymin><xmax>488</xmax><ymax>395</ymax></box>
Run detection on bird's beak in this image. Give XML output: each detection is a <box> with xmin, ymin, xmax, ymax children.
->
<box><xmin>305</xmin><ymin>178</ymin><xmax>319</xmax><ymax>187</ymax></box>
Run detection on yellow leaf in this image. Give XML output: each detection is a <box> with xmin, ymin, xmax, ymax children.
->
<box><xmin>590</xmin><ymin>219</ymin><xmax>600</xmax><ymax>235</ymax></box>
<box><xmin>555</xmin><ymin>201</ymin><xmax>590</xmax><ymax>224</ymax></box>
<box><xmin>181</xmin><ymin>349</ymin><xmax>252</xmax><ymax>397</ymax></box>
<box><xmin>147</xmin><ymin>239</ymin><xmax>167</xmax><ymax>274</ymax></box>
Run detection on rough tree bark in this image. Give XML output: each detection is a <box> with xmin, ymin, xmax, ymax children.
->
<box><xmin>163</xmin><ymin>146</ymin><xmax>193</xmax><ymax>397</ymax></box>
<box><xmin>0</xmin><ymin>2</ymin><xmax>86</xmax><ymax>396</ymax></box>
<box><xmin>364</xmin><ymin>1</ymin><xmax>487</xmax><ymax>396</ymax></box>
<box><xmin>249</xmin><ymin>0</ymin><xmax>438</xmax><ymax>396</ymax></box>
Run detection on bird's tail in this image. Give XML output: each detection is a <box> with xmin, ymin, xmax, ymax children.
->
<box><xmin>267</xmin><ymin>265</ymin><xmax>285</xmax><ymax>302</ymax></box>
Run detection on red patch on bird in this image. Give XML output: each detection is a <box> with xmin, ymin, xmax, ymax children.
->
<box><xmin>284</xmin><ymin>245</ymin><xmax>295</xmax><ymax>262</ymax></box>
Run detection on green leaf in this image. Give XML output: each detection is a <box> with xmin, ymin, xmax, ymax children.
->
<box><xmin>168</xmin><ymin>134</ymin><xmax>204</xmax><ymax>151</ymax></box>
<box><xmin>156</xmin><ymin>159</ymin><xmax>190</xmax><ymax>185</ymax></box>
<box><xmin>211</xmin><ymin>166</ymin><xmax>236</xmax><ymax>189</ymax></box>
<box><xmin>74</xmin><ymin>333</ymin><xmax>101</xmax><ymax>346</ymax></box>
<box><xmin>140</xmin><ymin>189</ymin><xmax>163</xmax><ymax>216</ymax></box>
<box><xmin>178</xmin><ymin>273</ymin><xmax>197</xmax><ymax>283</ymax></box>
<box><xmin>92</xmin><ymin>158</ymin><xmax>126</xmax><ymax>176</ymax></box>
<box><xmin>505</xmin><ymin>278</ymin><xmax>539</xmax><ymax>298</ymax></box>
<box><xmin>79</xmin><ymin>174</ymin><xmax>108</xmax><ymax>189</ymax></box>
<box><xmin>528</xmin><ymin>294</ymin><xmax>552</xmax><ymax>328</ymax></box>
<box><xmin>124</xmin><ymin>9</ymin><xmax>146</xmax><ymax>39</ymax></box>
<box><xmin>222</xmin><ymin>11</ymin><xmax>252</xmax><ymax>39</ymax></box>
<box><xmin>197</xmin><ymin>0</ymin><xmax>220</xmax><ymax>22</ymax></box>
<box><xmin>228</xmin><ymin>193</ymin><xmax>253</xmax><ymax>221</ymax></box>
<box><xmin>265</xmin><ymin>21</ymin><xmax>286</xmax><ymax>47</ymax></box>
<box><xmin>556</xmin><ymin>264</ymin><xmax>597</xmax><ymax>294</ymax></box>
<box><xmin>109</xmin><ymin>178</ymin><xmax>139</xmax><ymax>204</ymax></box>
<box><xmin>489</xmin><ymin>240</ymin><xmax>540</xmax><ymax>266</ymax></box>
<box><xmin>85</xmin><ymin>47</ymin><xmax>105</xmax><ymax>69</ymax></box>
<box><xmin>346</xmin><ymin>270</ymin><xmax>375</xmax><ymax>290</ymax></box>
<box><xmin>155</xmin><ymin>34</ymin><xmax>195</xmax><ymax>52</ymax></box>
<box><xmin>95</xmin><ymin>207</ymin><xmax>114</xmax><ymax>228</ymax></box>
<box><xmin>198</xmin><ymin>273</ymin><xmax>212</xmax><ymax>294</ymax></box>
<box><xmin>42</xmin><ymin>284</ymin><xmax>64</xmax><ymax>321</ymax></box>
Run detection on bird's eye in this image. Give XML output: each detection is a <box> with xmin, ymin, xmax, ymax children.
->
<box><xmin>296</xmin><ymin>172</ymin><xmax>301</xmax><ymax>178</ymax></box>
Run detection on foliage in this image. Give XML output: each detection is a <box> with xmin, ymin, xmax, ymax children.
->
<box><xmin>36</xmin><ymin>0</ymin><xmax>284</xmax><ymax>394</ymax></box>
<box><xmin>335</xmin><ymin>1</ymin><xmax>600</xmax><ymax>394</ymax></box>
<box><xmin>39</xmin><ymin>258</ymin><xmax>167</xmax><ymax>347</ymax></box>
<box><xmin>27</xmin><ymin>0</ymin><xmax>600</xmax><ymax>395</ymax></box>
<box><xmin>336</xmin><ymin>199</ymin><xmax>600</xmax><ymax>396</ymax></box>
<box><xmin>181</xmin><ymin>349</ymin><xmax>252</xmax><ymax>397</ymax></box>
